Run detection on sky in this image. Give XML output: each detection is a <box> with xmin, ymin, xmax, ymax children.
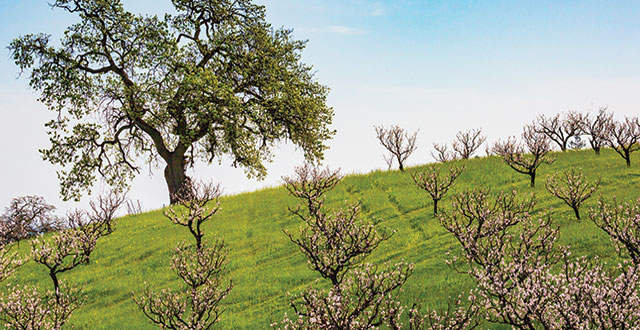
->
<box><xmin>1</xmin><ymin>0</ymin><xmax>640</xmax><ymax>215</ymax></box>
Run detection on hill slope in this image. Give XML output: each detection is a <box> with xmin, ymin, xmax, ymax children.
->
<box><xmin>7</xmin><ymin>149</ymin><xmax>640</xmax><ymax>329</ymax></box>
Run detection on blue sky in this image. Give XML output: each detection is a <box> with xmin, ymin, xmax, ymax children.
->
<box><xmin>1</xmin><ymin>0</ymin><xmax>640</xmax><ymax>213</ymax></box>
<box><xmin>263</xmin><ymin>1</ymin><xmax>640</xmax><ymax>83</ymax></box>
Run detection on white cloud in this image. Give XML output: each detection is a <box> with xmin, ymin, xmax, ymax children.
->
<box><xmin>299</xmin><ymin>25</ymin><xmax>367</xmax><ymax>36</ymax></box>
<box><xmin>327</xmin><ymin>25</ymin><xmax>367</xmax><ymax>35</ymax></box>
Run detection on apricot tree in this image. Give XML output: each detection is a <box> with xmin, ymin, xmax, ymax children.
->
<box><xmin>590</xmin><ymin>198</ymin><xmax>640</xmax><ymax>265</ymax></box>
<box><xmin>441</xmin><ymin>189</ymin><xmax>640</xmax><ymax>328</ymax></box>
<box><xmin>135</xmin><ymin>180</ymin><xmax>232</xmax><ymax>329</ymax></box>
<box><xmin>582</xmin><ymin>107</ymin><xmax>612</xmax><ymax>155</ymax></box>
<box><xmin>277</xmin><ymin>164</ymin><xmax>414</xmax><ymax>328</ymax></box>
<box><xmin>534</xmin><ymin>112</ymin><xmax>582</xmax><ymax>151</ymax></box>
<box><xmin>0</xmin><ymin>191</ymin><xmax>124</xmax><ymax>328</ymax></box>
<box><xmin>605</xmin><ymin>116</ymin><xmax>640</xmax><ymax>167</ymax></box>
<box><xmin>432</xmin><ymin>143</ymin><xmax>456</xmax><ymax>163</ymax></box>
<box><xmin>493</xmin><ymin>125</ymin><xmax>555</xmax><ymax>187</ymax></box>
<box><xmin>545</xmin><ymin>169</ymin><xmax>600</xmax><ymax>220</ymax></box>
<box><xmin>412</xmin><ymin>165</ymin><xmax>464</xmax><ymax>215</ymax></box>
<box><xmin>452</xmin><ymin>129</ymin><xmax>486</xmax><ymax>159</ymax></box>
<box><xmin>375</xmin><ymin>125</ymin><xmax>418</xmax><ymax>171</ymax></box>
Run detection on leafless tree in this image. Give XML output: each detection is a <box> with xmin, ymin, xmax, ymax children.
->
<box><xmin>282</xmin><ymin>164</ymin><xmax>343</xmax><ymax>220</ymax></box>
<box><xmin>282</xmin><ymin>164</ymin><xmax>390</xmax><ymax>286</ymax></box>
<box><xmin>546</xmin><ymin>197</ymin><xmax>640</xmax><ymax>329</ymax></box>
<box><xmin>0</xmin><ymin>285</ymin><xmax>52</xmax><ymax>329</ymax></box>
<box><xmin>589</xmin><ymin>198</ymin><xmax>640</xmax><ymax>265</ymax></box>
<box><xmin>0</xmin><ymin>221</ymin><xmax>26</xmax><ymax>285</ymax></box>
<box><xmin>135</xmin><ymin>242</ymin><xmax>231</xmax><ymax>329</ymax></box>
<box><xmin>484</xmin><ymin>143</ymin><xmax>494</xmax><ymax>157</ymax></box>
<box><xmin>135</xmin><ymin>180</ymin><xmax>232</xmax><ymax>329</ymax></box>
<box><xmin>163</xmin><ymin>180</ymin><xmax>223</xmax><ymax>249</ymax></box>
<box><xmin>412</xmin><ymin>165</ymin><xmax>464</xmax><ymax>215</ymax></box>
<box><xmin>566</xmin><ymin>110</ymin><xmax>586</xmax><ymax>133</ymax></box>
<box><xmin>0</xmin><ymin>246</ymin><xmax>23</xmax><ymax>285</ymax></box>
<box><xmin>550</xmin><ymin>256</ymin><xmax>640</xmax><ymax>329</ymax></box>
<box><xmin>534</xmin><ymin>112</ymin><xmax>583</xmax><ymax>151</ymax></box>
<box><xmin>432</xmin><ymin>143</ymin><xmax>456</xmax><ymax>163</ymax></box>
<box><xmin>35</xmin><ymin>215</ymin><xmax>112</xmax><ymax>299</ymax></box>
<box><xmin>452</xmin><ymin>129</ymin><xmax>486</xmax><ymax>159</ymax></box>
<box><xmin>582</xmin><ymin>107</ymin><xmax>613</xmax><ymax>155</ymax></box>
<box><xmin>1</xmin><ymin>195</ymin><xmax>61</xmax><ymax>243</ymax></box>
<box><xmin>492</xmin><ymin>125</ymin><xmax>556</xmax><ymax>187</ymax></box>
<box><xmin>440</xmin><ymin>189</ymin><xmax>558</xmax><ymax>329</ymax></box>
<box><xmin>126</xmin><ymin>199</ymin><xmax>143</xmax><ymax>215</ymax></box>
<box><xmin>440</xmin><ymin>189</ymin><xmax>640</xmax><ymax>329</ymax></box>
<box><xmin>375</xmin><ymin>125</ymin><xmax>419</xmax><ymax>171</ymax></box>
<box><xmin>276</xmin><ymin>262</ymin><xmax>414</xmax><ymax>329</ymax></box>
<box><xmin>440</xmin><ymin>189</ymin><xmax>535</xmax><ymax>264</ymax></box>
<box><xmin>0</xmin><ymin>191</ymin><xmax>124</xmax><ymax>329</ymax></box>
<box><xmin>605</xmin><ymin>116</ymin><xmax>640</xmax><ymax>167</ymax></box>
<box><xmin>545</xmin><ymin>169</ymin><xmax>600</xmax><ymax>220</ymax></box>
<box><xmin>384</xmin><ymin>154</ymin><xmax>395</xmax><ymax>170</ymax></box>
<box><xmin>276</xmin><ymin>163</ymin><xmax>419</xmax><ymax>329</ymax></box>
<box><xmin>87</xmin><ymin>191</ymin><xmax>127</xmax><ymax>236</ymax></box>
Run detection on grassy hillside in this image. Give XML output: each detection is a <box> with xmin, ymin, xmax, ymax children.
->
<box><xmin>7</xmin><ymin>148</ymin><xmax>640</xmax><ymax>329</ymax></box>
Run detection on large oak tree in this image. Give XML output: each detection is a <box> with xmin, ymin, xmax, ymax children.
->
<box><xmin>11</xmin><ymin>0</ymin><xmax>334</xmax><ymax>203</ymax></box>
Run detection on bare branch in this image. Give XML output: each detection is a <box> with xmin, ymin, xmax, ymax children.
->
<box><xmin>375</xmin><ymin>125</ymin><xmax>419</xmax><ymax>171</ymax></box>
<box><xmin>545</xmin><ymin>169</ymin><xmax>600</xmax><ymax>220</ymax></box>
<box><xmin>581</xmin><ymin>107</ymin><xmax>612</xmax><ymax>155</ymax></box>
<box><xmin>590</xmin><ymin>198</ymin><xmax>640</xmax><ymax>265</ymax></box>
<box><xmin>534</xmin><ymin>112</ymin><xmax>582</xmax><ymax>151</ymax></box>
<box><xmin>605</xmin><ymin>116</ymin><xmax>640</xmax><ymax>167</ymax></box>
<box><xmin>164</xmin><ymin>180</ymin><xmax>223</xmax><ymax>249</ymax></box>
<box><xmin>283</xmin><ymin>164</ymin><xmax>388</xmax><ymax>285</ymax></box>
<box><xmin>282</xmin><ymin>163</ymin><xmax>343</xmax><ymax>219</ymax></box>
<box><xmin>492</xmin><ymin>125</ymin><xmax>555</xmax><ymax>187</ymax></box>
<box><xmin>134</xmin><ymin>242</ymin><xmax>232</xmax><ymax>330</ymax></box>
<box><xmin>452</xmin><ymin>128</ymin><xmax>486</xmax><ymax>159</ymax></box>
<box><xmin>276</xmin><ymin>164</ymin><xmax>419</xmax><ymax>329</ymax></box>
<box><xmin>432</xmin><ymin>143</ymin><xmax>457</xmax><ymax>163</ymax></box>
<box><xmin>1</xmin><ymin>195</ymin><xmax>60</xmax><ymax>243</ymax></box>
<box><xmin>1</xmin><ymin>191</ymin><xmax>123</xmax><ymax>328</ymax></box>
<box><xmin>412</xmin><ymin>165</ymin><xmax>464</xmax><ymax>215</ymax></box>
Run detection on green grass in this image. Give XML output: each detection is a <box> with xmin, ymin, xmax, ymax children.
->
<box><xmin>6</xmin><ymin>148</ymin><xmax>640</xmax><ymax>329</ymax></box>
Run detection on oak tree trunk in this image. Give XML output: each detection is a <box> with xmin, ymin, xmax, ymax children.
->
<box><xmin>164</xmin><ymin>154</ymin><xmax>192</xmax><ymax>204</ymax></box>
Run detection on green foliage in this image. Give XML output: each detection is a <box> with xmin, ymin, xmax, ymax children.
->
<box><xmin>4</xmin><ymin>149</ymin><xmax>639</xmax><ymax>329</ymax></box>
<box><xmin>10</xmin><ymin>0</ymin><xmax>334</xmax><ymax>200</ymax></box>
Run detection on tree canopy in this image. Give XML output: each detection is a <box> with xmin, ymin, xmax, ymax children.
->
<box><xmin>11</xmin><ymin>0</ymin><xmax>334</xmax><ymax>203</ymax></box>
